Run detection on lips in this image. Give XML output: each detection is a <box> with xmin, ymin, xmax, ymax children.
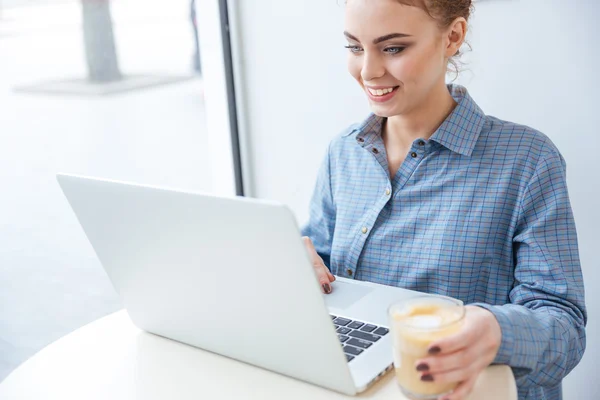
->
<box><xmin>365</xmin><ymin>85</ymin><xmax>399</xmax><ymax>103</ymax></box>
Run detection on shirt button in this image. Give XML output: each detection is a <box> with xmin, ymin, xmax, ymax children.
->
<box><xmin>361</xmin><ymin>227</ymin><xmax>368</xmax><ymax>234</ymax></box>
<box><xmin>385</xmin><ymin>188</ymin><xmax>391</xmax><ymax>196</ymax></box>
<box><xmin>418</xmin><ymin>140</ymin><xmax>425</xmax><ymax>146</ymax></box>
<box><xmin>357</xmin><ymin>137</ymin><xmax>365</xmax><ymax>143</ymax></box>
<box><xmin>411</xmin><ymin>152</ymin><xmax>418</xmax><ymax>158</ymax></box>
<box><xmin>372</xmin><ymin>148</ymin><xmax>379</xmax><ymax>154</ymax></box>
<box><xmin>347</xmin><ymin>269</ymin><xmax>353</xmax><ymax>277</ymax></box>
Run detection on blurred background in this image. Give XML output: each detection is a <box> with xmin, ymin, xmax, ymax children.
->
<box><xmin>1</xmin><ymin>0</ymin><xmax>599</xmax><ymax>398</ymax></box>
<box><xmin>0</xmin><ymin>0</ymin><xmax>223</xmax><ymax>382</ymax></box>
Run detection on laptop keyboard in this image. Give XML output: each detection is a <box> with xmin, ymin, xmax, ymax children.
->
<box><xmin>330</xmin><ymin>315</ymin><xmax>389</xmax><ymax>362</ymax></box>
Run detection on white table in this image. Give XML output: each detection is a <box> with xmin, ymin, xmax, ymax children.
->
<box><xmin>0</xmin><ymin>311</ymin><xmax>517</xmax><ymax>399</ymax></box>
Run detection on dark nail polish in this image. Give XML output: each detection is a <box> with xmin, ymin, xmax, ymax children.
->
<box><xmin>323</xmin><ymin>283</ymin><xmax>332</xmax><ymax>294</ymax></box>
<box><xmin>421</xmin><ymin>374</ymin><xmax>434</xmax><ymax>382</ymax></box>
<box><xmin>416</xmin><ymin>363</ymin><xmax>429</xmax><ymax>372</ymax></box>
<box><xmin>428</xmin><ymin>346</ymin><xmax>441</xmax><ymax>355</ymax></box>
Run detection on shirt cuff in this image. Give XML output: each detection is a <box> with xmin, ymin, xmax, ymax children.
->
<box><xmin>471</xmin><ymin>303</ymin><xmax>515</xmax><ymax>365</ymax></box>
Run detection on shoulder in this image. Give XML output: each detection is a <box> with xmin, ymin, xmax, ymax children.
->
<box><xmin>479</xmin><ymin>115</ymin><xmax>565</xmax><ymax>168</ymax></box>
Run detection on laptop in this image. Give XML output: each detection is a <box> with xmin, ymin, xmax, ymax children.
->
<box><xmin>56</xmin><ymin>173</ymin><xmax>420</xmax><ymax>395</ymax></box>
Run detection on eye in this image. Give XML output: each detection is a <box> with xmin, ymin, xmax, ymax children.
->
<box><xmin>384</xmin><ymin>46</ymin><xmax>406</xmax><ymax>55</ymax></box>
<box><xmin>344</xmin><ymin>45</ymin><xmax>364</xmax><ymax>54</ymax></box>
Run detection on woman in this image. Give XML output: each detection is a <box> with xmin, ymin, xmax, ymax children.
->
<box><xmin>300</xmin><ymin>1</ymin><xmax>586</xmax><ymax>399</ymax></box>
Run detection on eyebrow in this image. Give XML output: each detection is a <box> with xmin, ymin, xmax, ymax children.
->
<box><xmin>344</xmin><ymin>31</ymin><xmax>412</xmax><ymax>44</ymax></box>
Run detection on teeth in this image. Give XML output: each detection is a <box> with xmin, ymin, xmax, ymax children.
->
<box><xmin>368</xmin><ymin>87</ymin><xmax>395</xmax><ymax>96</ymax></box>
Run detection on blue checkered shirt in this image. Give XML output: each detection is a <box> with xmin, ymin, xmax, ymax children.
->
<box><xmin>301</xmin><ymin>85</ymin><xmax>586</xmax><ymax>400</ymax></box>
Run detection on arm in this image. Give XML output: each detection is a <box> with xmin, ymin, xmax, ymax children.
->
<box><xmin>474</xmin><ymin>149</ymin><xmax>587</xmax><ymax>388</ymax></box>
<box><xmin>300</xmin><ymin>142</ymin><xmax>336</xmax><ymax>269</ymax></box>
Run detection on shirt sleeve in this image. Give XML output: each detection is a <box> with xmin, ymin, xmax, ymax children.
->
<box><xmin>473</xmin><ymin>149</ymin><xmax>587</xmax><ymax>389</ymax></box>
<box><xmin>300</xmin><ymin>142</ymin><xmax>336</xmax><ymax>269</ymax></box>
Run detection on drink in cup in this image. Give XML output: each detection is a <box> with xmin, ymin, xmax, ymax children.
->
<box><xmin>388</xmin><ymin>295</ymin><xmax>465</xmax><ymax>399</ymax></box>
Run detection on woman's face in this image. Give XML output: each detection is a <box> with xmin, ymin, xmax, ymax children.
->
<box><xmin>345</xmin><ymin>0</ymin><xmax>451</xmax><ymax>117</ymax></box>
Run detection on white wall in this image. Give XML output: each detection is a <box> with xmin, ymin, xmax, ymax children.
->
<box><xmin>230</xmin><ymin>0</ymin><xmax>600</xmax><ymax>397</ymax></box>
<box><xmin>228</xmin><ymin>0</ymin><xmax>368</xmax><ymax>208</ymax></box>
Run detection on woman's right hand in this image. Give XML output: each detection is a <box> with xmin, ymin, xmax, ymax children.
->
<box><xmin>302</xmin><ymin>236</ymin><xmax>336</xmax><ymax>294</ymax></box>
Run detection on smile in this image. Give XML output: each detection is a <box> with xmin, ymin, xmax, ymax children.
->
<box><xmin>365</xmin><ymin>86</ymin><xmax>399</xmax><ymax>102</ymax></box>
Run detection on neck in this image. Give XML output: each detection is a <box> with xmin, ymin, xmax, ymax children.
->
<box><xmin>383</xmin><ymin>82</ymin><xmax>457</xmax><ymax>149</ymax></box>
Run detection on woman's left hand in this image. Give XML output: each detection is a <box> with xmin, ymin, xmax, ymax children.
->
<box><xmin>415</xmin><ymin>305</ymin><xmax>502</xmax><ymax>400</ymax></box>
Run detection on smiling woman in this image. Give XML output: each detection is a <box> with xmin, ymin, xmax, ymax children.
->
<box><xmin>343</xmin><ymin>0</ymin><xmax>468</xmax><ymax>128</ymax></box>
<box><xmin>301</xmin><ymin>1</ymin><xmax>587</xmax><ymax>400</ymax></box>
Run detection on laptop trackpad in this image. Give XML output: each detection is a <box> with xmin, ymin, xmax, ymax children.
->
<box><xmin>324</xmin><ymin>281</ymin><xmax>374</xmax><ymax>310</ymax></box>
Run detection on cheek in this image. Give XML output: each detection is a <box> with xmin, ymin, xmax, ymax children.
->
<box><xmin>389</xmin><ymin>51</ymin><xmax>439</xmax><ymax>85</ymax></box>
<box><xmin>415</xmin><ymin>43</ymin><xmax>446</xmax><ymax>78</ymax></box>
<box><xmin>387</xmin><ymin>57</ymin><xmax>418</xmax><ymax>81</ymax></box>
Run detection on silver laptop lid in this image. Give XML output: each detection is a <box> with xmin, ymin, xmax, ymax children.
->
<box><xmin>57</xmin><ymin>174</ymin><xmax>357</xmax><ymax>395</ymax></box>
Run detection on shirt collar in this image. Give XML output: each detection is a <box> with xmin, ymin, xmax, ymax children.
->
<box><xmin>349</xmin><ymin>84</ymin><xmax>486</xmax><ymax>157</ymax></box>
<box><xmin>430</xmin><ymin>84</ymin><xmax>486</xmax><ymax>156</ymax></box>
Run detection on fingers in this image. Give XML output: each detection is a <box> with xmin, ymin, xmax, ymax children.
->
<box><xmin>427</xmin><ymin>331</ymin><xmax>470</xmax><ymax>357</ymax></box>
<box><xmin>417</xmin><ymin>348</ymin><xmax>474</xmax><ymax>378</ymax></box>
<box><xmin>302</xmin><ymin>236</ymin><xmax>335</xmax><ymax>293</ymax></box>
<box><xmin>302</xmin><ymin>236</ymin><xmax>322</xmax><ymax>265</ymax></box>
<box><xmin>419</xmin><ymin>307</ymin><xmax>499</xmax><ymax>400</ymax></box>
<box><xmin>315</xmin><ymin>267</ymin><xmax>333</xmax><ymax>293</ymax></box>
<box><xmin>416</xmin><ymin>347</ymin><xmax>484</xmax><ymax>391</ymax></box>
<box><xmin>427</xmin><ymin>306</ymin><xmax>500</xmax><ymax>369</ymax></box>
<box><xmin>437</xmin><ymin>374</ymin><xmax>478</xmax><ymax>400</ymax></box>
<box><xmin>426</xmin><ymin>314</ymin><xmax>476</xmax><ymax>356</ymax></box>
<box><xmin>420</xmin><ymin>362</ymin><xmax>475</xmax><ymax>386</ymax></box>
<box><xmin>326</xmin><ymin>269</ymin><xmax>336</xmax><ymax>282</ymax></box>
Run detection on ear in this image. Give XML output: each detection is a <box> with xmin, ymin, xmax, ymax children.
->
<box><xmin>445</xmin><ymin>17</ymin><xmax>467</xmax><ymax>58</ymax></box>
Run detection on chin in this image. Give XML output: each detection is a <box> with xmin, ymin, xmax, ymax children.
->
<box><xmin>369</xmin><ymin>104</ymin><xmax>402</xmax><ymax>118</ymax></box>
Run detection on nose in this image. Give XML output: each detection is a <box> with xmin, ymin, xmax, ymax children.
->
<box><xmin>361</xmin><ymin>51</ymin><xmax>385</xmax><ymax>82</ymax></box>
